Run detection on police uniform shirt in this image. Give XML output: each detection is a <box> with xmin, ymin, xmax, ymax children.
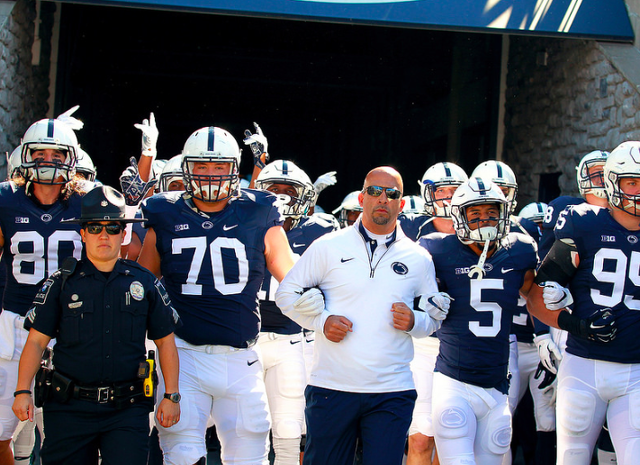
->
<box><xmin>141</xmin><ymin>188</ymin><xmax>283</xmax><ymax>348</ymax></box>
<box><xmin>419</xmin><ymin>232</ymin><xmax>538</xmax><ymax>394</ymax></box>
<box><xmin>25</xmin><ymin>258</ymin><xmax>180</xmax><ymax>386</ymax></box>
<box><xmin>552</xmin><ymin>203</ymin><xmax>640</xmax><ymax>364</ymax></box>
<box><xmin>259</xmin><ymin>214</ymin><xmax>338</xmax><ymax>335</ymax></box>
<box><xmin>0</xmin><ymin>182</ymin><xmax>83</xmax><ymax>316</ymax></box>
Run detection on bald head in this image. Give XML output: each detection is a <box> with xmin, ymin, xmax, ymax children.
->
<box><xmin>358</xmin><ymin>166</ymin><xmax>405</xmax><ymax>235</ymax></box>
<box><xmin>363</xmin><ymin>166</ymin><xmax>404</xmax><ymax>194</ymax></box>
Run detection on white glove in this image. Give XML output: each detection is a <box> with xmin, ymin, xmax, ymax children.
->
<box><xmin>418</xmin><ymin>292</ymin><xmax>452</xmax><ymax>321</ymax></box>
<box><xmin>56</xmin><ymin>105</ymin><xmax>84</xmax><ymax>131</ymax></box>
<box><xmin>533</xmin><ymin>333</ymin><xmax>563</xmax><ymax>374</ymax></box>
<box><xmin>542</xmin><ymin>281</ymin><xmax>574</xmax><ymax>310</ymax></box>
<box><xmin>243</xmin><ymin>123</ymin><xmax>269</xmax><ymax>168</ymax></box>
<box><xmin>134</xmin><ymin>112</ymin><xmax>159</xmax><ymax>157</ymax></box>
<box><xmin>313</xmin><ymin>171</ymin><xmax>337</xmax><ymax>194</ymax></box>
<box><xmin>293</xmin><ymin>288</ymin><xmax>325</xmax><ymax>316</ymax></box>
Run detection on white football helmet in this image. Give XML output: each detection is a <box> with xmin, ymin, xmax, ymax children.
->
<box><xmin>181</xmin><ymin>126</ymin><xmax>241</xmax><ymax>202</ymax></box>
<box><xmin>577</xmin><ymin>150</ymin><xmax>608</xmax><ymax>199</ymax></box>
<box><xmin>159</xmin><ymin>155</ymin><xmax>184</xmax><ymax>192</ymax></box>
<box><xmin>471</xmin><ymin>160</ymin><xmax>518</xmax><ymax>214</ymax></box>
<box><xmin>518</xmin><ymin>202</ymin><xmax>548</xmax><ymax>225</ymax></box>
<box><xmin>255</xmin><ymin>160</ymin><xmax>316</xmax><ymax>224</ymax></box>
<box><xmin>75</xmin><ymin>148</ymin><xmax>97</xmax><ymax>182</ymax></box>
<box><xmin>332</xmin><ymin>191</ymin><xmax>363</xmax><ymax>228</ymax></box>
<box><xmin>402</xmin><ymin>195</ymin><xmax>426</xmax><ymax>214</ymax></box>
<box><xmin>604</xmin><ymin>141</ymin><xmax>640</xmax><ymax>217</ymax></box>
<box><xmin>419</xmin><ymin>162</ymin><xmax>468</xmax><ymax>217</ymax></box>
<box><xmin>20</xmin><ymin>118</ymin><xmax>78</xmax><ymax>184</ymax></box>
<box><xmin>450</xmin><ymin>177</ymin><xmax>510</xmax><ymax>244</ymax></box>
<box><xmin>7</xmin><ymin>146</ymin><xmax>22</xmax><ymax>178</ymax></box>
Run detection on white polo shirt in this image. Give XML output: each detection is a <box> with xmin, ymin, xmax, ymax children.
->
<box><xmin>275</xmin><ymin>218</ymin><xmax>440</xmax><ymax>393</ymax></box>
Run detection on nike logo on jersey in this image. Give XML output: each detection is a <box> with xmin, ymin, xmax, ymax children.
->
<box><xmin>290</xmin><ymin>340</ymin><xmax>301</xmax><ymax>345</ymax></box>
<box><xmin>223</xmin><ymin>224</ymin><xmax>238</xmax><ymax>231</ymax></box>
<box><xmin>501</xmin><ymin>267</ymin><xmax>514</xmax><ymax>274</ymax></box>
<box><xmin>247</xmin><ymin>359</ymin><xmax>259</xmax><ymax>366</ymax></box>
<box><xmin>341</xmin><ymin>257</ymin><xmax>354</xmax><ymax>263</ymax></box>
<box><xmin>292</xmin><ymin>243</ymin><xmax>306</xmax><ymax>248</ymax></box>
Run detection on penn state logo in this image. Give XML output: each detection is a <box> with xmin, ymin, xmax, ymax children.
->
<box><xmin>129</xmin><ymin>281</ymin><xmax>145</xmax><ymax>301</ymax></box>
<box><xmin>628</xmin><ymin>235</ymin><xmax>638</xmax><ymax>244</ymax></box>
<box><xmin>391</xmin><ymin>262</ymin><xmax>408</xmax><ymax>275</ymax></box>
<box><xmin>202</xmin><ymin>221</ymin><xmax>214</xmax><ymax>230</ymax></box>
<box><xmin>41</xmin><ymin>214</ymin><xmax>52</xmax><ymax>223</ymax></box>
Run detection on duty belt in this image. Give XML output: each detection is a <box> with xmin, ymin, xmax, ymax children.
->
<box><xmin>73</xmin><ymin>379</ymin><xmax>144</xmax><ymax>404</ymax></box>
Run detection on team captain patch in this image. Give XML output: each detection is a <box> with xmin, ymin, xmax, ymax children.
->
<box><xmin>130</xmin><ymin>281</ymin><xmax>145</xmax><ymax>301</ymax></box>
<box><xmin>34</xmin><ymin>279</ymin><xmax>55</xmax><ymax>305</ymax></box>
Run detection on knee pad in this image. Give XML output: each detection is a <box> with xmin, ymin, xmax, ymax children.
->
<box><xmin>237</xmin><ymin>394</ymin><xmax>271</xmax><ymax>436</ymax></box>
<box><xmin>559</xmin><ymin>444</ymin><xmax>591</xmax><ymax>464</ymax></box>
<box><xmin>629</xmin><ymin>390</ymin><xmax>640</xmax><ymax>431</ymax></box>
<box><xmin>436</xmin><ymin>406</ymin><xmax>469</xmax><ymax>440</ymax></box>
<box><xmin>162</xmin><ymin>442</ymin><xmax>205</xmax><ymax>465</ymax></box>
<box><xmin>558</xmin><ymin>388</ymin><xmax>595</xmax><ymax>436</ymax></box>
<box><xmin>273</xmin><ymin>418</ymin><xmax>302</xmax><ymax>440</ymax></box>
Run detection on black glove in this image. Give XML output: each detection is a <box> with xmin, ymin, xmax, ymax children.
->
<box><xmin>557</xmin><ymin>308</ymin><xmax>617</xmax><ymax>343</ymax></box>
<box><xmin>119</xmin><ymin>157</ymin><xmax>157</xmax><ymax>206</ymax></box>
<box><xmin>533</xmin><ymin>361</ymin><xmax>556</xmax><ymax>391</ymax></box>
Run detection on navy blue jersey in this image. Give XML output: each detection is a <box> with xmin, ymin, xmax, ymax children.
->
<box><xmin>539</xmin><ymin>196</ymin><xmax>584</xmax><ymax>260</ymax></box>
<box><xmin>141</xmin><ymin>189</ymin><xmax>283</xmax><ymax>347</ymax></box>
<box><xmin>419</xmin><ymin>232</ymin><xmax>538</xmax><ymax>393</ymax></box>
<box><xmin>0</xmin><ymin>182</ymin><xmax>83</xmax><ymax>316</ymax></box>
<box><xmin>259</xmin><ymin>215</ymin><xmax>338</xmax><ymax>334</ymax></box>
<box><xmin>552</xmin><ymin>203</ymin><xmax>640</xmax><ymax>363</ymax></box>
<box><xmin>398</xmin><ymin>213</ymin><xmax>432</xmax><ymax>241</ymax></box>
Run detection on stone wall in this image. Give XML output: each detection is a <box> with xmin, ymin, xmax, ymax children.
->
<box><xmin>503</xmin><ymin>36</ymin><xmax>640</xmax><ymax>206</ymax></box>
<box><xmin>0</xmin><ymin>0</ymin><xmax>53</xmax><ymax>179</ymax></box>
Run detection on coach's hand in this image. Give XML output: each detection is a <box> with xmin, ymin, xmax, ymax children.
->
<box><xmin>391</xmin><ymin>302</ymin><xmax>415</xmax><ymax>331</ymax></box>
<box><xmin>323</xmin><ymin>315</ymin><xmax>352</xmax><ymax>343</ymax></box>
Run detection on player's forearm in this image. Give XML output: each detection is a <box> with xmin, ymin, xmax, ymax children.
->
<box><xmin>526</xmin><ymin>284</ymin><xmax>561</xmax><ymax>329</ymax></box>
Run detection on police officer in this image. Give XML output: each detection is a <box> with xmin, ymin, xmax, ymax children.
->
<box><xmin>11</xmin><ymin>185</ymin><xmax>181</xmax><ymax>465</ymax></box>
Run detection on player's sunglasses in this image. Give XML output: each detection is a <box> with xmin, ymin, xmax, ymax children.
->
<box><xmin>84</xmin><ymin>223</ymin><xmax>123</xmax><ymax>235</ymax></box>
<box><xmin>364</xmin><ymin>185</ymin><xmax>402</xmax><ymax>200</ymax></box>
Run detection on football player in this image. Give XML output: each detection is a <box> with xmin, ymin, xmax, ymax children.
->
<box><xmin>255</xmin><ymin>159</ymin><xmax>338</xmax><ymax>465</ymax></box>
<box><xmin>332</xmin><ymin>191</ymin><xmax>363</xmax><ymax>228</ymax></box>
<box><xmin>419</xmin><ymin>178</ymin><xmax>538</xmax><ymax>464</ymax></box>
<box><xmin>407</xmin><ymin>161</ymin><xmax>467</xmax><ymax>465</ymax></box>
<box><xmin>138</xmin><ymin>126</ymin><xmax>296</xmax><ymax>465</ymax></box>
<box><xmin>0</xmin><ymin>118</ymin><xmax>87</xmax><ymax>463</ymax></box>
<box><xmin>527</xmin><ymin>141</ymin><xmax>640</xmax><ymax>465</ymax></box>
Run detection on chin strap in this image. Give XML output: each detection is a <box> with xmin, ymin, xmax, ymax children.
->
<box><xmin>468</xmin><ymin>239</ymin><xmax>493</xmax><ymax>280</ymax></box>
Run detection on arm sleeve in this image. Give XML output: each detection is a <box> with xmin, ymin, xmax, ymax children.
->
<box><xmin>275</xmin><ymin>241</ymin><xmax>330</xmax><ymax>333</ymax></box>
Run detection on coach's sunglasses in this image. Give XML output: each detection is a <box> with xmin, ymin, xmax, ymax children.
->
<box><xmin>84</xmin><ymin>223</ymin><xmax>124</xmax><ymax>235</ymax></box>
<box><xmin>364</xmin><ymin>185</ymin><xmax>403</xmax><ymax>200</ymax></box>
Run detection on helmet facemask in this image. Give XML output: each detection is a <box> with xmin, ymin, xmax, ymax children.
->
<box><xmin>22</xmin><ymin>145</ymin><xmax>77</xmax><ymax>185</ymax></box>
<box><xmin>578</xmin><ymin>159</ymin><xmax>607</xmax><ymax>199</ymax></box>
<box><xmin>182</xmin><ymin>156</ymin><xmax>239</xmax><ymax>202</ymax></box>
<box><xmin>423</xmin><ymin>181</ymin><xmax>462</xmax><ymax>218</ymax></box>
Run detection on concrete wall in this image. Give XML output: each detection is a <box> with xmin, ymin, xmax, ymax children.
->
<box><xmin>0</xmin><ymin>0</ymin><xmax>53</xmax><ymax>179</ymax></box>
<box><xmin>503</xmin><ymin>1</ymin><xmax>640</xmax><ymax>206</ymax></box>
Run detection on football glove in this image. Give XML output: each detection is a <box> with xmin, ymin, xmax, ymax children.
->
<box><xmin>533</xmin><ymin>361</ymin><xmax>557</xmax><ymax>395</ymax></box>
<box><xmin>313</xmin><ymin>171</ymin><xmax>337</xmax><ymax>195</ymax></box>
<box><xmin>134</xmin><ymin>112</ymin><xmax>159</xmax><ymax>157</ymax></box>
<box><xmin>541</xmin><ymin>281</ymin><xmax>574</xmax><ymax>310</ymax></box>
<box><xmin>557</xmin><ymin>308</ymin><xmax>617</xmax><ymax>343</ymax></box>
<box><xmin>120</xmin><ymin>157</ymin><xmax>157</xmax><ymax>206</ymax></box>
<box><xmin>418</xmin><ymin>292</ymin><xmax>452</xmax><ymax>321</ymax></box>
<box><xmin>293</xmin><ymin>287</ymin><xmax>325</xmax><ymax>316</ymax></box>
<box><xmin>243</xmin><ymin>122</ymin><xmax>269</xmax><ymax>168</ymax></box>
<box><xmin>533</xmin><ymin>333</ymin><xmax>562</xmax><ymax>374</ymax></box>
<box><xmin>56</xmin><ymin>105</ymin><xmax>84</xmax><ymax>131</ymax></box>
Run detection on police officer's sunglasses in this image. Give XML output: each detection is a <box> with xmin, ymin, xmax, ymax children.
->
<box><xmin>84</xmin><ymin>223</ymin><xmax>124</xmax><ymax>235</ymax></box>
<box><xmin>363</xmin><ymin>185</ymin><xmax>402</xmax><ymax>200</ymax></box>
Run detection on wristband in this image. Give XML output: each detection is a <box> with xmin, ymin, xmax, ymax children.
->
<box><xmin>557</xmin><ymin>310</ymin><xmax>584</xmax><ymax>338</ymax></box>
<box><xmin>13</xmin><ymin>390</ymin><xmax>31</xmax><ymax>397</ymax></box>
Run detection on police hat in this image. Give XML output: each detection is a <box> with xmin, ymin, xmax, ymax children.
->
<box><xmin>63</xmin><ymin>185</ymin><xmax>146</xmax><ymax>224</ymax></box>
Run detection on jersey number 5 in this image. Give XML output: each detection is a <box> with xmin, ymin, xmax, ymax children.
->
<box><xmin>469</xmin><ymin>278</ymin><xmax>504</xmax><ymax>337</ymax></box>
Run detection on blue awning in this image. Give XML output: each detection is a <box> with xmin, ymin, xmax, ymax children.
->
<box><xmin>64</xmin><ymin>0</ymin><xmax>634</xmax><ymax>42</ymax></box>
